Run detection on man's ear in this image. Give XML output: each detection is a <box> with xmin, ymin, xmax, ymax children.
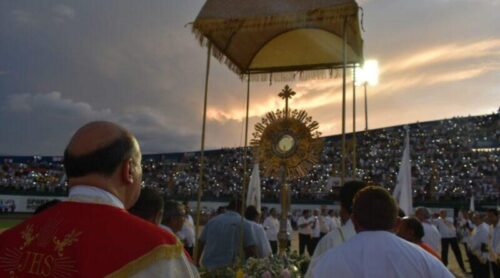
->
<box><xmin>121</xmin><ymin>158</ymin><xmax>134</xmax><ymax>184</ymax></box>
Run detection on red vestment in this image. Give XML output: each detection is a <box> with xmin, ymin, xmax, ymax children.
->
<box><xmin>0</xmin><ymin>201</ymin><xmax>189</xmax><ymax>277</ymax></box>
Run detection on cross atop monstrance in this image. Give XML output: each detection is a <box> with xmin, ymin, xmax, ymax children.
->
<box><xmin>278</xmin><ymin>85</ymin><xmax>296</xmax><ymax>118</ymax></box>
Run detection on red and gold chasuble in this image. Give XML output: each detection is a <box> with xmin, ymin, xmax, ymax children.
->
<box><xmin>0</xmin><ymin>201</ymin><xmax>188</xmax><ymax>277</ymax></box>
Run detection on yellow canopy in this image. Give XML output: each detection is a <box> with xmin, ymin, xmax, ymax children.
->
<box><xmin>192</xmin><ymin>0</ymin><xmax>364</xmax><ymax>78</ymax></box>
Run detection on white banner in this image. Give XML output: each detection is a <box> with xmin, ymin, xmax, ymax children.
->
<box><xmin>0</xmin><ymin>195</ymin><xmax>67</xmax><ymax>213</ymax></box>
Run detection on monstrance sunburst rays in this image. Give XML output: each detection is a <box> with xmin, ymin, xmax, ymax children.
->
<box><xmin>251</xmin><ymin>86</ymin><xmax>323</xmax><ymax>179</ymax></box>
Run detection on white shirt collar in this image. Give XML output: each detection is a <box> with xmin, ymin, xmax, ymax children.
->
<box><xmin>68</xmin><ymin>185</ymin><xmax>125</xmax><ymax>209</ymax></box>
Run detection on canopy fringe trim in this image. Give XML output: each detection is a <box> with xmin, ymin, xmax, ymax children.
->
<box><xmin>246</xmin><ymin>69</ymin><xmax>341</xmax><ymax>83</ymax></box>
<box><xmin>192</xmin><ymin>5</ymin><xmax>358</xmax><ymax>32</ymax></box>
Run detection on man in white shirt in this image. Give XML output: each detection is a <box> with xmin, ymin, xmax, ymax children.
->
<box><xmin>486</xmin><ymin>209</ymin><xmax>500</xmax><ymax>277</ymax></box>
<box><xmin>327</xmin><ymin>209</ymin><xmax>341</xmax><ymax>231</ymax></box>
<box><xmin>309</xmin><ymin>209</ymin><xmax>321</xmax><ymax>254</ymax></box>
<box><xmin>435</xmin><ymin>209</ymin><xmax>467</xmax><ymax>272</ymax></box>
<box><xmin>415</xmin><ymin>207</ymin><xmax>441</xmax><ymax>254</ymax></box>
<box><xmin>297</xmin><ymin>209</ymin><xmax>313</xmax><ymax>256</ymax></box>
<box><xmin>245</xmin><ymin>205</ymin><xmax>272</xmax><ymax>258</ymax></box>
<box><xmin>263</xmin><ymin>208</ymin><xmax>279</xmax><ymax>254</ymax></box>
<box><xmin>306</xmin><ymin>180</ymin><xmax>365</xmax><ymax>278</ymax></box>
<box><xmin>177</xmin><ymin>201</ymin><xmax>195</xmax><ymax>256</ymax></box>
<box><xmin>319</xmin><ymin>207</ymin><xmax>330</xmax><ymax>238</ymax></box>
<box><xmin>312</xmin><ymin>186</ymin><xmax>453</xmax><ymax>278</ymax></box>
<box><xmin>469</xmin><ymin>212</ymin><xmax>490</xmax><ymax>277</ymax></box>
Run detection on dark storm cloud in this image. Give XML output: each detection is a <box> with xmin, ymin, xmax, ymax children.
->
<box><xmin>0</xmin><ymin>0</ymin><xmax>499</xmax><ymax>155</ymax></box>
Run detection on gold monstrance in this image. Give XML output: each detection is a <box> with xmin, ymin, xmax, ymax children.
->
<box><xmin>252</xmin><ymin>85</ymin><xmax>323</xmax><ymax>255</ymax></box>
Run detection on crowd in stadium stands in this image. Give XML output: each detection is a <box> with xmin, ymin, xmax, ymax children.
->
<box><xmin>0</xmin><ymin>113</ymin><xmax>498</xmax><ymax>203</ymax></box>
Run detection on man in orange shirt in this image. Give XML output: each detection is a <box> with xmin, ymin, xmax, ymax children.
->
<box><xmin>397</xmin><ymin>217</ymin><xmax>442</xmax><ymax>261</ymax></box>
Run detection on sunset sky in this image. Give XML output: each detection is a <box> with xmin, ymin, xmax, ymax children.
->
<box><xmin>0</xmin><ymin>0</ymin><xmax>499</xmax><ymax>155</ymax></box>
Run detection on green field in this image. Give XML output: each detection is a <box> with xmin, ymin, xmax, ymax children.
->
<box><xmin>0</xmin><ymin>219</ymin><xmax>23</xmax><ymax>229</ymax></box>
<box><xmin>0</xmin><ymin>213</ymin><xmax>31</xmax><ymax>230</ymax></box>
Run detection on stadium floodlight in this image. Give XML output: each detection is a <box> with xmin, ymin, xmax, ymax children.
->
<box><xmin>356</xmin><ymin>60</ymin><xmax>379</xmax><ymax>86</ymax></box>
<box><xmin>355</xmin><ymin>60</ymin><xmax>379</xmax><ymax>131</ymax></box>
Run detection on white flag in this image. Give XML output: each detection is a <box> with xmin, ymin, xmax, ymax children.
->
<box><xmin>469</xmin><ymin>195</ymin><xmax>475</xmax><ymax>212</ymax></box>
<box><xmin>393</xmin><ymin>128</ymin><xmax>413</xmax><ymax>216</ymax></box>
<box><xmin>246</xmin><ymin>163</ymin><xmax>261</xmax><ymax>212</ymax></box>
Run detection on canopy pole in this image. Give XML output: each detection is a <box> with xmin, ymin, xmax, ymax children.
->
<box><xmin>352</xmin><ymin>66</ymin><xmax>357</xmax><ymax>177</ymax></box>
<box><xmin>364</xmin><ymin>83</ymin><xmax>368</xmax><ymax>132</ymax></box>
<box><xmin>194</xmin><ymin>42</ymin><xmax>212</xmax><ymax>265</ymax></box>
<box><xmin>239</xmin><ymin>74</ymin><xmax>251</xmax><ymax>267</ymax></box>
<box><xmin>341</xmin><ymin>17</ymin><xmax>347</xmax><ymax>186</ymax></box>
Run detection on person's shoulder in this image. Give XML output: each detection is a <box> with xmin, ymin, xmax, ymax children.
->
<box><xmin>252</xmin><ymin>222</ymin><xmax>266</xmax><ymax>234</ymax></box>
<box><xmin>315</xmin><ymin>237</ymin><xmax>348</xmax><ymax>262</ymax></box>
<box><xmin>321</xmin><ymin>229</ymin><xmax>352</xmax><ymax>250</ymax></box>
<box><xmin>243</xmin><ymin>219</ymin><xmax>255</xmax><ymax>229</ymax></box>
<box><xmin>122</xmin><ymin>213</ymin><xmax>179</xmax><ymax>244</ymax></box>
<box><xmin>324</xmin><ymin>228</ymin><xmax>343</xmax><ymax>241</ymax></box>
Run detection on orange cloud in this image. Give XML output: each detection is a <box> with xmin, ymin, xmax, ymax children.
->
<box><xmin>207</xmin><ymin>39</ymin><xmax>500</xmax><ymax>123</ymax></box>
<box><xmin>383</xmin><ymin>38</ymin><xmax>500</xmax><ymax>73</ymax></box>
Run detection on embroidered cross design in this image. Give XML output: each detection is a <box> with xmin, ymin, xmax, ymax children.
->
<box><xmin>53</xmin><ymin>230</ymin><xmax>82</xmax><ymax>257</ymax></box>
<box><xmin>20</xmin><ymin>225</ymin><xmax>38</xmax><ymax>250</ymax></box>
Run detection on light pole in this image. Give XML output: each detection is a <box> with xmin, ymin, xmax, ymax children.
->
<box><xmin>355</xmin><ymin>60</ymin><xmax>379</xmax><ymax>132</ymax></box>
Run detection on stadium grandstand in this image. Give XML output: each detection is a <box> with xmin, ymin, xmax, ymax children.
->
<box><xmin>0</xmin><ymin>112</ymin><xmax>498</xmax><ymax>211</ymax></box>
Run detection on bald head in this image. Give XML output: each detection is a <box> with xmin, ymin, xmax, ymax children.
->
<box><xmin>64</xmin><ymin>121</ymin><xmax>138</xmax><ymax>178</ymax></box>
<box><xmin>63</xmin><ymin>121</ymin><xmax>143</xmax><ymax>209</ymax></box>
<box><xmin>67</xmin><ymin>121</ymin><xmax>127</xmax><ymax>155</ymax></box>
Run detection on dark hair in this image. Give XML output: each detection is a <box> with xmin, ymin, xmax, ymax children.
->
<box><xmin>163</xmin><ymin>200</ymin><xmax>184</xmax><ymax>223</ymax></box>
<box><xmin>415</xmin><ymin>207</ymin><xmax>431</xmax><ymax>220</ymax></box>
<box><xmin>129</xmin><ymin>187</ymin><xmax>164</xmax><ymax>221</ymax></box>
<box><xmin>216</xmin><ymin>206</ymin><xmax>226</xmax><ymax>214</ymax></box>
<box><xmin>340</xmin><ymin>180</ymin><xmax>366</xmax><ymax>214</ymax></box>
<box><xmin>34</xmin><ymin>199</ymin><xmax>61</xmax><ymax>214</ymax></box>
<box><xmin>486</xmin><ymin>208</ymin><xmax>499</xmax><ymax>217</ymax></box>
<box><xmin>63</xmin><ymin>134</ymin><xmax>134</xmax><ymax>177</ymax></box>
<box><xmin>353</xmin><ymin>186</ymin><xmax>397</xmax><ymax>231</ymax></box>
<box><xmin>398</xmin><ymin>208</ymin><xmax>406</xmax><ymax>218</ymax></box>
<box><xmin>245</xmin><ymin>205</ymin><xmax>259</xmax><ymax>221</ymax></box>
<box><xmin>402</xmin><ymin>217</ymin><xmax>424</xmax><ymax>240</ymax></box>
<box><xmin>227</xmin><ymin>197</ymin><xmax>242</xmax><ymax>211</ymax></box>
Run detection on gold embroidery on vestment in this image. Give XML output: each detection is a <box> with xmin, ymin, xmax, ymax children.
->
<box><xmin>53</xmin><ymin>230</ymin><xmax>82</xmax><ymax>257</ymax></box>
<box><xmin>105</xmin><ymin>240</ymin><xmax>184</xmax><ymax>278</ymax></box>
<box><xmin>20</xmin><ymin>224</ymin><xmax>38</xmax><ymax>250</ymax></box>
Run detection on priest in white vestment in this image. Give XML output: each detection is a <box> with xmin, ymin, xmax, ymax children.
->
<box><xmin>305</xmin><ymin>181</ymin><xmax>366</xmax><ymax>278</ymax></box>
<box><xmin>312</xmin><ymin>186</ymin><xmax>453</xmax><ymax>278</ymax></box>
